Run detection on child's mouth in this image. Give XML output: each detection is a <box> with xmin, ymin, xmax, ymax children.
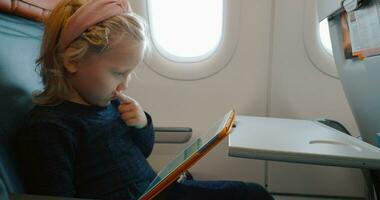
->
<box><xmin>110</xmin><ymin>92</ymin><xmax>117</xmax><ymax>100</ymax></box>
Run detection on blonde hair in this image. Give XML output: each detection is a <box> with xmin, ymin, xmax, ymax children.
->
<box><xmin>34</xmin><ymin>0</ymin><xmax>147</xmax><ymax>105</ymax></box>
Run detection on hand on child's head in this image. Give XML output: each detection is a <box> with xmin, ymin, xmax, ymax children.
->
<box><xmin>116</xmin><ymin>91</ymin><xmax>147</xmax><ymax>129</ymax></box>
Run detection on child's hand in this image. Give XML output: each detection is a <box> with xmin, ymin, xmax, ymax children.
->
<box><xmin>116</xmin><ymin>91</ymin><xmax>148</xmax><ymax>129</ymax></box>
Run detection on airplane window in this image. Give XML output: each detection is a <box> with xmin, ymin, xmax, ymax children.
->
<box><xmin>303</xmin><ymin>1</ymin><xmax>337</xmax><ymax>78</ymax></box>
<box><xmin>144</xmin><ymin>0</ymin><xmax>240</xmax><ymax>80</ymax></box>
<box><xmin>319</xmin><ymin>18</ymin><xmax>333</xmax><ymax>55</ymax></box>
<box><xmin>147</xmin><ymin>0</ymin><xmax>223</xmax><ymax>62</ymax></box>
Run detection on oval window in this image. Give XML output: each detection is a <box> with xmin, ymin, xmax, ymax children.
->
<box><xmin>148</xmin><ymin>0</ymin><xmax>223</xmax><ymax>62</ymax></box>
<box><xmin>145</xmin><ymin>0</ymin><xmax>241</xmax><ymax>81</ymax></box>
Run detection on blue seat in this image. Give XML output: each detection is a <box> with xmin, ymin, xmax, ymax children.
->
<box><xmin>0</xmin><ymin>178</ymin><xmax>10</xmax><ymax>200</ymax></box>
<box><xmin>0</xmin><ymin>12</ymin><xmax>43</xmax><ymax>196</ymax></box>
<box><xmin>0</xmin><ymin>12</ymin><xmax>99</xmax><ymax>200</ymax></box>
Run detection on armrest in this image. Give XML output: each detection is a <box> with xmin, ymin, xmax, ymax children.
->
<box><xmin>154</xmin><ymin>127</ymin><xmax>192</xmax><ymax>143</ymax></box>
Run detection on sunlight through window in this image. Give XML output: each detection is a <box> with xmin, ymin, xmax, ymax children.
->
<box><xmin>319</xmin><ymin>18</ymin><xmax>333</xmax><ymax>55</ymax></box>
<box><xmin>148</xmin><ymin>0</ymin><xmax>223</xmax><ymax>61</ymax></box>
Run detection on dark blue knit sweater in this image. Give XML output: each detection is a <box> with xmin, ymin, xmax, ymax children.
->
<box><xmin>17</xmin><ymin>100</ymin><xmax>156</xmax><ymax>200</ymax></box>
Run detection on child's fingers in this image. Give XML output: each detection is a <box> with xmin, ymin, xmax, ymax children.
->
<box><xmin>125</xmin><ymin>119</ymin><xmax>140</xmax><ymax>126</ymax></box>
<box><xmin>116</xmin><ymin>91</ymin><xmax>133</xmax><ymax>103</ymax></box>
<box><xmin>115</xmin><ymin>92</ymin><xmax>147</xmax><ymax>128</ymax></box>
<box><xmin>118</xmin><ymin>103</ymin><xmax>136</xmax><ymax>113</ymax></box>
<box><xmin>121</xmin><ymin>112</ymin><xmax>137</xmax><ymax>121</ymax></box>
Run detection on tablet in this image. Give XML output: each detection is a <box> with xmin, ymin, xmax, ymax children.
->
<box><xmin>138</xmin><ymin>110</ymin><xmax>236</xmax><ymax>200</ymax></box>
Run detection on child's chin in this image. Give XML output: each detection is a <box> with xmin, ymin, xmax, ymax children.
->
<box><xmin>95</xmin><ymin>100</ymin><xmax>111</xmax><ymax>107</ymax></box>
<box><xmin>103</xmin><ymin>101</ymin><xmax>112</xmax><ymax>106</ymax></box>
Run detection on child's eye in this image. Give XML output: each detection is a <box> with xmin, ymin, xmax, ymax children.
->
<box><xmin>113</xmin><ymin>72</ymin><xmax>127</xmax><ymax>77</ymax></box>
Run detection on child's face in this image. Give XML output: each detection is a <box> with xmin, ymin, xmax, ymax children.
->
<box><xmin>65</xmin><ymin>37</ymin><xmax>145</xmax><ymax>107</ymax></box>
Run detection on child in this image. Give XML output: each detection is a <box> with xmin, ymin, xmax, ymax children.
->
<box><xmin>16</xmin><ymin>0</ymin><xmax>274</xmax><ymax>199</ymax></box>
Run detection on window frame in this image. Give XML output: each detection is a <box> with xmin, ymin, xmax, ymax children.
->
<box><xmin>303</xmin><ymin>0</ymin><xmax>338</xmax><ymax>79</ymax></box>
<box><xmin>144</xmin><ymin>0</ymin><xmax>242</xmax><ymax>81</ymax></box>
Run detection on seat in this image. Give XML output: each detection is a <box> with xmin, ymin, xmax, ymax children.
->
<box><xmin>0</xmin><ymin>12</ymin><xmax>43</xmax><ymax>195</ymax></box>
<box><xmin>0</xmin><ymin>11</ymin><xmax>100</xmax><ymax>200</ymax></box>
<box><xmin>0</xmin><ymin>177</ymin><xmax>10</xmax><ymax>200</ymax></box>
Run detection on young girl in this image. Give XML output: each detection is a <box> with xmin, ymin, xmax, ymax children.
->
<box><xmin>17</xmin><ymin>0</ymin><xmax>274</xmax><ymax>199</ymax></box>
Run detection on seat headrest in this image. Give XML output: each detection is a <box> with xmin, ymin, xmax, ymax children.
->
<box><xmin>0</xmin><ymin>0</ymin><xmax>60</xmax><ymax>22</ymax></box>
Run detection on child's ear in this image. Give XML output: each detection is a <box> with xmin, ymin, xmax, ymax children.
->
<box><xmin>63</xmin><ymin>59</ymin><xmax>78</xmax><ymax>73</ymax></box>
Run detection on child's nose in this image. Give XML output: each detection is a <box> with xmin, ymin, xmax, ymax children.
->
<box><xmin>116</xmin><ymin>82</ymin><xmax>128</xmax><ymax>92</ymax></box>
<box><xmin>116</xmin><ymin>79</ymin><xmax>129</xmax><ymax>92</ymax></box>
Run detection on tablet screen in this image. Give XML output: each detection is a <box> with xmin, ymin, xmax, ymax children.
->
<box><xmin>139</xmin><ymin>111</ymin><xmax>235</xmax><ymax>200</ymax></box>
<box><xmin>143</xmin><ymin>137</ymin><xmax>203</xmax><ymax>193</ymax></box>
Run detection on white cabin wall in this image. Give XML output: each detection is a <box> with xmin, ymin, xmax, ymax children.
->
<box><xmin>268</xmin><ymin>0</ymin><xmax>365</xmax><ymax>197</ymax></box>
<box><xmin>127</xmin><ymin>0</ymin><xmax>273</xmax><ymax>183</ymax></box>
<box><xmin>128</xmin><ymin>0</ymin><xmax>367</xmax><ymax>197</ymax></box>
